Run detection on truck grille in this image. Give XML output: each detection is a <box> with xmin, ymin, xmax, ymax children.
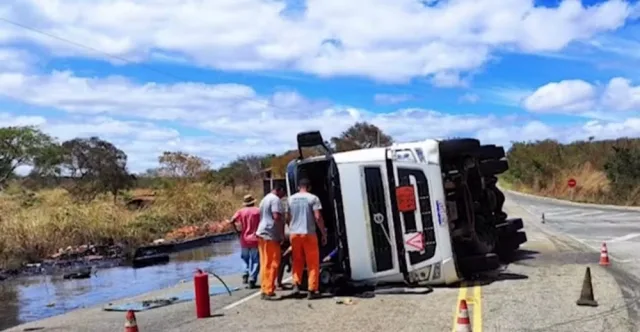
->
<box><xmin>363</xmin><ymin>167</ymin><xmax>394</xmax><ymax>272</ymax></box>
<box><xmin>397</xmin><ymin>168</ymin><xmax>436</xmax><ymax>264</ymax></box>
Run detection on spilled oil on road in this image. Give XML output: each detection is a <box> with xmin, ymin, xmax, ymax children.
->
<box><xmin>0</xmin><ymin>240</ymin><xmax>243</xmax><ymax>330</ymax></box>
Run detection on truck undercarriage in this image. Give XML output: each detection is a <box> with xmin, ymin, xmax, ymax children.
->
<box><xmin>438</xmin><ymin>139</ymin><xmax>527</xmax><ymax>277</ymax></box>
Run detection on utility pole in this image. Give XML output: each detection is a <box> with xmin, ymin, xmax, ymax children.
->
<box><xmin>377</xmin><ymin>129</ymin><xmax>380</xmax><ymax>147</ymax></box>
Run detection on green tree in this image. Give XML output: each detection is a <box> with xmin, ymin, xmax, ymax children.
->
<box><xmin>158</xmin><ymin>151</ymin><xmax>210</xmax><ymax>178</ymax></box>
<box><xmin>61</xmin><ymin>137</ymin><xmax>134</xmax><ymax>202</ymax></box>
<box><xmin>330</xmin><ymin>122</ymin><xmax>394</xmax><ymax>152</ymax></box>
<box><xmin>0</xmin><ymin>126</ymin><xmax>60</xmax><ymax>188</ymax></box>
<box><xmin>604</xmin><ymin>146</ymin><xmax>640</xmax><ymax>197</ymax></box>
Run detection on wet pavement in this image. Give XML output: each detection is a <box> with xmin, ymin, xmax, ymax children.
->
<box><xmin>0</xmin><ymin>240</ymin><xmax>243</xmax><ymax>331</ymax></box>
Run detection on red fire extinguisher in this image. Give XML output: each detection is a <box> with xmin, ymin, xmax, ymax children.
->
<box><xmin>194</xmin><ymin>269</ymin><xmax>210</xmax><ymax>318</ymax></box>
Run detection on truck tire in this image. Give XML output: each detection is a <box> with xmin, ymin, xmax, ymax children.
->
<box><xmin>473</xmin><ymin>215</ymin><xmax>497</xmax><ymax>254</ymax></box>
<box><xmin>479</xmin><ymin>160</ymin><xmax>509</xmax><ymax>175</ymax></box>
<box><xmin>475</xmin><ymin>145</ymin><xmax>505</xmax><ymax>161</ymax></box>
<box><xmin>496</xmin><ymin>230</ymin><xmax>528</xmax><ymax>261</ymax></box>
<box><xmin>440</xmin><ymin>139</ymin><xmax>480</xmax><ymax>159</ymax></box>
<box><xmin>485</xmin><ymin>183</ymin><xmax>505</xmax><ymax>212</ymax></box>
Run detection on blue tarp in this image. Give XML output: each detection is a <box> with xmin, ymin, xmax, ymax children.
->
<box><xmin>103</xmin><ymin>285</ymin><xmax>240</xmax><ymax>312</ymax></box>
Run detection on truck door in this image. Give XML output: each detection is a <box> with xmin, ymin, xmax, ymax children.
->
<box><xmin>391</xmin><ymin>153</ymin><xmax>439</xmax><ymax>281</ymax></box>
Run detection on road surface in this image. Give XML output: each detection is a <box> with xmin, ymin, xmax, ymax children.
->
<box><xmin>4</xmin><ymin>194</ymin><xmax>639</xmax><ymax>332</ymax></box>
<box><xmin>505</xmin><ymin>190</ymin><xmax>640</xmax><ymax>276</ymax></box>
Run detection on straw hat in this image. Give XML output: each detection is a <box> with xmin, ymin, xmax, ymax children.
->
<box><xmin>242</xmin><ymin>194</ymin><xmax>257</xmax><ymax>206</ymax></box>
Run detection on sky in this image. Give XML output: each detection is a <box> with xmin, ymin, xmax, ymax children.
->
<box><xmin>2</xmin><ymin>0</ymin><xmax>640</xmax><ymax>173</ymax></box>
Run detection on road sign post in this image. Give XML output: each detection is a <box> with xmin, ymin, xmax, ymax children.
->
<box><xmin>568</xmin><ymin>178</ymin><xmax>577</xmax><ymax>201</ymax></box>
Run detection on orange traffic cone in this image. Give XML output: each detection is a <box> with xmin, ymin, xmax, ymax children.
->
<box><xmin>125</xmin><ymin>310</ymin><xmax>139</xmax><ymax>332</ymax></box>
<box><xmin>455</xmin><ymin>299</ymin><xmax>472</xmax><ymax>332</ymax></box>
<box><xmin>599</xmin><ymin>242</ymin><xmax>610</xmax><ymax>266</ymax></box>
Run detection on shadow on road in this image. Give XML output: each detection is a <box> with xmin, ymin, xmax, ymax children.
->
<box><xmin>505</xmin><ymin>248</ymin><xmax>540</xmax><ymax>264</ymax></box>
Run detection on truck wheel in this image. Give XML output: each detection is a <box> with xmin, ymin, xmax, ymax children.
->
<box><xmin>473</xmin><ymin>215</ymin><xmax>497</xmax><ymax>254</ymax></box>
<box><xmin>496</xmin><ymin>231</ymin><xmax>528</xmax><ymax>261</ymax></box>
<box><xmin>485</xmin><ymin>184</ymin><xmax>505</xmax><ymax>212</ymax></box>
<box><xmin>479</xmin><ymin>160</ymin><xmax>509</xmax><ymax>175</ymax></box>
<box><xmin>475</xmin><ymin>145</ymin><xmax>505</xmax><ymax>161</ymax></box>
<box><xmin>484</xmin><ymin>188</ymin><xmax>497</xmax><ymax>211</ymax></box>
<box><xmin>440</xmin><ymin>139</ymin><xmax>480</xmax><ymax>159</ymax></box>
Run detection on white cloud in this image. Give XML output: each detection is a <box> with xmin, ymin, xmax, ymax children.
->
<box><xmin>374</xmin><ymin>93</ymin><xmax>414</xmax><ymax>105</ymax></box>
<box><xmin>4</xmin><ymin>69</ymin><xmax>640</xmax><ymax>173</ymax></box>
<box><xmin>430</xmin><ymin>72</ymin><xmax>468</xmax><ymax>88</ymax></box>
<box><xmin>522</xmin><ymin>77</ymin><xmax>640</xmax><ymax>114</ymax></box>
<box><xmin>523</xmin><ymin>79</ymin><xmax>597</xmax><ymax>112</ymax></box>
<box><xmin>0</xmin><ymin>69</ymin><xmax>510</xmax><ymax>171</ymax></box>
<box><xmin>601</xmin><ymin>77</ymin><xmax>640</xmax><ymax>111</ymax></box>
<box><xmin>459</xmin><ymin>93</ymin><xmax>480</xmax><ymax>104</ymax></box>
<box><xmin>0</xmin><ymin>48</ymin><xmax>37</xmax><ymax>72</ymax></box>
<box><xmin>476</xmin><ymin>117</ymin><xmax>640</xmax><ymax>149</ymax></box>
<box><xmin>8</xmin><ymin>109</ymin><xmax>640</xmax><ymax>174</ymax></box>
<box><xmin>0</xmin><ymin>112</ymin><xmax>46</xmax><ymax>127</ymax></box>
<box><xmin>0</xmin><ymin>0</ymin><xmax>632</xmax><ymax>84</ymax></box>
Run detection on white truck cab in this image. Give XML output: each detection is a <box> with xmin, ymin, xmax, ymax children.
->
<box><xmin>278</xmin><ymin>131</ymin><xmax>526</xmax><ymax>289</ymax></box>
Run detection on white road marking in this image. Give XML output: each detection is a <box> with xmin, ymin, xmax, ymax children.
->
<box><xmin>571</xmin><ymin>211</ymin><xmax>606</xmax><ymax>218</ymax></box>
<box><xmin>222</xmin><ymin>276</ymin><xmax>293</xmax><ymax>310</ymax></box>
<box><xmin>514</xmin><ymin>203</ymin><xmax>633</xmax><ymax>263</ymax></box>
<box><xmin>608</xmin><ymin>233</ymin><xmax>640</xmax><ymax>243</ymax></box>
<box><xmin>607</xmin><ymin>213</ymin><xmax>637</xmax><ymax>219</ymax></box>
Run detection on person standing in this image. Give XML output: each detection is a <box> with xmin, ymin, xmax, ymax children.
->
<box><xmin>256</xmin><ymin>185</ymin><xmax>286</xmax><ymax>300</ymax></box>
<box><xmin>286</xmin><ymin>178</ymin><xmax>327</xmax><ymax>300</ymax></box>
<box><xmin>226</xmin><ymin>194</ymin><xmax>261</xmax><ymax>289</ymax></box>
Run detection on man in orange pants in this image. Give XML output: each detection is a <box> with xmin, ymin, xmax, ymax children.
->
<box><xmin>286</xmin><ymin>178</ymin><xmax>327</xmax><ymax>300</ymax></box>
<box><xmin>256</xmin><ymin>185</ymin><xmax>286</xmax><ymax>300</ymax></box>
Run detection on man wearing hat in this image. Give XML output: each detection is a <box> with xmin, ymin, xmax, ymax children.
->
<box><xmin>227</xmin><ymin>194</ymin><xmax>261</xmax><ymax>288</ymax></box>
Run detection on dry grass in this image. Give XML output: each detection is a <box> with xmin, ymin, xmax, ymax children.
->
<box><xmin>506</xmin><ymin>162</ymin><xmax>623</xmax><ymax>204</ymax></box>
<box><xmin>0</xmin><ymin>181</ymin><xmax>261</xmax><ymax>269</ymax></box>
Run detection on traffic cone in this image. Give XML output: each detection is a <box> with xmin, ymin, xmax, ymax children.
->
<box><xmin>599</xmin><ymin>242</ymin><xmax>610</xmax><ymax>266</ymax></box>
<box><xmin>455</xmin><ymin>299</ymin><xmax>472</xmax><ymax>332</ymax></box>
<box><xmin>124</xmin><ymin>310</ymin><xmax>139</xmax><ymax>332</ymax></box>
<box><xmin>576</xmin><ymin>267</ymin><xmax>598</xmax><ymax>307</ymax></box>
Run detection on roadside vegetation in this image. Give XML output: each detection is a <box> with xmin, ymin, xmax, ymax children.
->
<box><xmin>502</xmin><ymin>137</ymin><xmax>640</xmax><ymax>206</ymax></box>
<box><xmin>0</xmin><ymin>122</ymin><xmax>393</xmax><ymax>269</ymax></box>
<box><xmin>5</xmin><ymin>122</ymin><xmax>636</xmax><ymax>270</ymax></box>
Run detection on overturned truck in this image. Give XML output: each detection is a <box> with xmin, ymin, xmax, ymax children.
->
<box><xmin>266</xmin><ymin>131</ymin><xmax>526</xmax><ymax>288</ymax></box>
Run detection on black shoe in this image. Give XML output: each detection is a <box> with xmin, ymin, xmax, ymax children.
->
<box><xmin>248</xmin><ymin>281</ymin><xmax>257</xmax><ymax>289</ymax></box>
<box><xmin>260</xmin><ymin>293</ymin><xmax>278</xmax><ymax>301</ymax></box>
<box><xmin>307</xmin><ymin>291</ymin><xmax>320</xmax><ymax>300</ymax></box>
<box><xmin>241</xmin><ymin>275</ymin><xmax>248</xmax><ymax>284</ymax></box>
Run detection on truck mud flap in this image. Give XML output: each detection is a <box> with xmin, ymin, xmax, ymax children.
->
<box><xmin>512</xmin><ymin>231</ymin><xmax>527</xmax><ymax>246</ymax></box>
<box><xmin>479</xmin><ymin>160</ymin><xmax>509</xmax><ymax>176</ymax></box>
<box><xmin>457</xmin><ymin>253</ymin><xmax>501</xmax><ymax>276</ymax></box>
<box><xmin>495</xmin><ymin>231</ymin><xmax>528</xmax><ymax>261</ymax></box>
<box><xmin>495</xmin><ymin>218</ymin><xmax>524</xmax><ymax>233</ymax></box>
<box><xmin>474</xmin><ymin>145</ymin><xmax>505</xmax><ymax>161</ymax></box>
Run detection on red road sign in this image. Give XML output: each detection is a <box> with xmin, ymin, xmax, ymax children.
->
<box><xmin>405</xmin><ymin>232</ymin><xmax>424</xmax><ymax>251</ymax></box>
<box><xmin>568</xmin><ymin>178</ymin><xmax>577</xmax><ymax>188</ymax></box>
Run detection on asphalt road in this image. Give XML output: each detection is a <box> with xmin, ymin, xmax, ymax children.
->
<box><xmin>5</xmin><ymin>194</ymin><xmax>639</xmax><ymax>332</ymax></box>
<box><xmin>505</xmin><ymin>190</ymin><xmax>640</xmax><ymax>275</ymax></box>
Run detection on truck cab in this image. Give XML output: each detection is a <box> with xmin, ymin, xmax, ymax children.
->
<box><xmin>275</xmin><ymin>131</ymin><xmax>526</xmax><ymax>288</ymax></box>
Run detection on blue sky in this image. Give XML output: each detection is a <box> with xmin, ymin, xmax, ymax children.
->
<box><xmin>1</xmin><ymin>0</ymin><xmax>640</xmax><ymax>172</ymax></box>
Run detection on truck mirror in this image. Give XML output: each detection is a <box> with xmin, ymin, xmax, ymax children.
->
<box><xmin>396</xmin><ymin>185</ymin><xmax>417</xmax><ymax>212</ymax></box>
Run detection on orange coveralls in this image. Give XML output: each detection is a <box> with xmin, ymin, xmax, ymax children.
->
<box><xmin>258</xmin><ymin>238</ymin><xmax>281</xmax><ymax>295</ymax></box>
<box><xmin>290</xmin><ymin>233</ymin><xmax>320</xmax><ymax>292</ymax></box>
